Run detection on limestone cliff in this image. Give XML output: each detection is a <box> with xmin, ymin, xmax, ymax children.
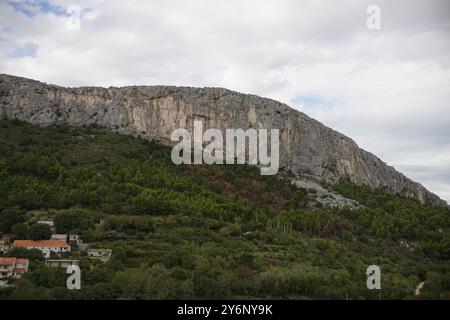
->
<box><xmin>0</xmin><ymin>74</ymin><xmax>446</xmax><ymax>206</ymax></box>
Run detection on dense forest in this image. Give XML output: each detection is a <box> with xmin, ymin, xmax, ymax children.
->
<box><xmin>0</xmin><ymin>119</ymin><xmax>449</xmax><ymax>300</ymax></box>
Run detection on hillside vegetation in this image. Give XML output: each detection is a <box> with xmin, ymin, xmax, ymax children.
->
<box><xmin>0</xmin><ymin>119</ymin><xmax>449</xmax><ymax>299</ymax></box>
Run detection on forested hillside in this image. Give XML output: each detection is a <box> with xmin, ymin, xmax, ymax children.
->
<box><xmin>0</xmin><ymin>119</ymin><xmax>449</xmax><ymax>299</ymax></box>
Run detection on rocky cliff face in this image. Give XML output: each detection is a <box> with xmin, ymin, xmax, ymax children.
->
<box><xmin>0</xmin><ymin>73</ymin><xmax>446</xmax><ymax>206</ymax></box>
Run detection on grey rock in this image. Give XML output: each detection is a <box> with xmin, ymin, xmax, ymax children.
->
<box><xmin>291</xmin><ymin>178</ymin><xmax>361</xmax><ymax>208</ymax></box>
<box><xmin>0</xmin><ymin>73</ymin><xmax>446</xmax><ymax>207</ymax></box>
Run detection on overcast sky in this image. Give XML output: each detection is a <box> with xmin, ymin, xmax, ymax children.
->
<box><xmin>0</xmin><ymin>0</ymin><xmax>449</xmax><ymax>202</ymax></box>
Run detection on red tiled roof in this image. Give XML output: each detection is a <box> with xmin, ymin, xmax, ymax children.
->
<box><xmin>13</xmin><ymin>240</ymin><xmax>70</xmax><ymax>248</ymax></box>
<box><xmin>16</xmin><ymin>259</ymin><xmax>29</xmax><ymax>264</ymax></box>
<box><xmin>12</xmin><ymin>268</ymin><xmax>28</xmax><ymax>273</ymax></box>
<box><xmin>0</xmin><ymin>257</ymin><xmax>16</xmax><ymax>265</ymax></box>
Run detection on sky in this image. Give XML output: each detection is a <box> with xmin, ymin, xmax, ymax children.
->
<box><xmin>0</xmin><ymin>0</ymin><xmax>449</xmax><ymax>202</ymax></box>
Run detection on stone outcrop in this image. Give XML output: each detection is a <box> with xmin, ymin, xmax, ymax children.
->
<box><xmin>292</xmin><ymin>179</ymin><xmax>361</xmax><ymax>208</ymax></box>
<box><xmin>0</xmin><ymin>73</ymin><xmax>446</xmax><ymax>206</ymax></box>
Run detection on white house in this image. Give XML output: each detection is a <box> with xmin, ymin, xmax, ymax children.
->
<box><xmin>45</xmin><ymin>259</ymin><xmax>80</xmax><ymax>268</ymax></box>
<box><xmin>38</xmin><ymin>220</ymin><xmax>55</xmax><ymax>233</ymax></box>
<box><xmin>69</xmin><ymin>234</ymin><xmax>80</xmax><ymax>241</ymax></box>
<box><xmin>0</xmin><ymin>236</ymin><xmax>11</xmax><ymax>255</ymax></box>
<box><xmin>38</xmin><ymin>220</ymin><xmax>54</xmax><ymax>227</ymax></box>
<box><xmin>0</xmin><ymin>257</ymin><xmax>29</xmax><ymax>279</ymax></box>
<box><xmin>12</xmin><ymin>240</ymin><xmax>71</xmax><ymax>258</ymax></box>
<box><xmin>51</xmin><ymin>234</ymin><xmax>68</xmax><ymax>243</ymax></box>
<box><xmin>88</xmin><ymin>248</ymin><xmax>112</xmax><ymax>262</ymax></box>
<box><xmin>69</xmin><ymin>234</ymin><xmax>83</xmax><ymax>246</ymax></box>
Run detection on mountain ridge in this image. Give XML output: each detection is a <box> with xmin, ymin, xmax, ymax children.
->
<box><xmin>0</xmin><ymin>73</ymin><xmax>446</xmax><ymax>207</ymax></box>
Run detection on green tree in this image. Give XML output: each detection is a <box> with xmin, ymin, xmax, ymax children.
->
<box><xmin>28</xmin><ymin>223</ymin><xmax>52</xmax><ymax>240</ymax></box>
<box><xmin>11</xmin><ymin>223</ymin><xmax>29</xmax><ymax>239</ymax></box>
<box><xmin>54</xmin><ymin>210</ymin><xmax>94</xmax><ymax>233</ymax></box>
<box><xmin>0</xmin><ymin>207</ymin><xmax>26</xmax><ymax>233</ymax></box>
<box><xmin>8</xmin><ymin>247</ymin><xmax>43</xmax><ymax>261</ymax></box>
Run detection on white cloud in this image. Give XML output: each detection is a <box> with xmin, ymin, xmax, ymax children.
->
<box><xmin>0</xmin><ymin>0</ymin><xmax>449</xmax><ymax>201</ymax></box>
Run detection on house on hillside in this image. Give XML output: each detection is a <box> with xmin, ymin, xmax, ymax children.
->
<box><xmin>45</xmin><ymin>259</ymin><xmax>80</xmax><ymax>268</ymax></box>
<box><xmin>69</xmin><ymin>234</ymin><xmax>83</xmax><ymax>246</ymax></box>
<box><xmin>0</xmin><ymin>236</ymin><xmax>11</xmax><ymax>254</ymax></box>
<box><xmin>51</xmin><ymin>234</ymin><xmax>83</xmax><ymax>246</ymax></box>
<box><xmin>12</xmin><ymin>240</ymin><xmax>71</xmax><ymax>258</ymax></box>
<box><xmin>38</xmin><ymin>220</ymin><xmax>55</xmax><ymax>233</ymax></box>
<box><xmin>0</xmin><ymin>257</ymin><xmax>29</xmax><ymax>279</ymax></box>
<box><xmin>69</xmin><ymin>234</ymin><xmax>80</xmax><ymax>242</ymax></box>
<box><xmin>88</xmin><ymin>248</ymin><xmax>112</xmax><ymax>262</ymax></box>
<box><xmin>51</xmin><ymin>234</ymin><xmax>69</xmax><ymax>243</ymax></box>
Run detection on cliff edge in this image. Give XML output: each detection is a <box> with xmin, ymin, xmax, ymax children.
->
<box><xmin>0</xmin><ymin>74</ymin><xmax>446</xmax><ymax>206</ymax></box>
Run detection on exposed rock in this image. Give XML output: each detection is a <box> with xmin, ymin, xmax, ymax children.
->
<box><xmin>0</xmin><ymin>73</ymin><xmax>446</xmax><ymax>206</ymax></box>
<box><xmin>291</xmin><ymin>178</ymin><xmax>360</xmax><ymax>208</ymax></box>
